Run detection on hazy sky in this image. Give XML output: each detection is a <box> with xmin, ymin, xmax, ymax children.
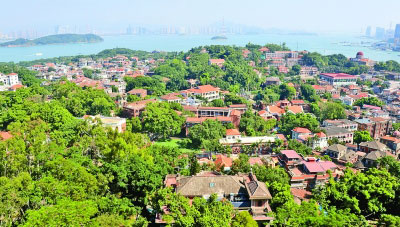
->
<box><xmin>1</xmin><ymin>0</ymin><xmax>400</xmax><ymax>33</ymax></box>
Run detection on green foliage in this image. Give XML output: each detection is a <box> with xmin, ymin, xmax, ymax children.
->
<box><xmin>313</xmin><ymin>168</ymin><xmax>399</xmax><ymax>217</ymax></box>
<box><xmin>273</xmin><ymin>201</ymin><xmax>368</xmax><ymax>226</ymax></box>
<box><xmin>378</xmin><ymin>214</ymin><xmax>400</xmax><ymax>226</ymax></box>
<box><xmin>152</xmin><ymin>188</ymin><xmax>233</xmax><ymax>227</ymax></box>
<box><xmin>278</xmin><ymin>83</ymin><xmax>296</xmax><ymax>100</ymax></box>
<box><xmin>142</xmin><ymin>102</ymin><xmax>185</xmax><ymax>140</ymax></box>
<box><xmin>0</xmin><ymin>63</ymin><xmax>41</xmax><ymax>86</ymax></box>
<box><xmin>125</xmin><ymin>76</ymin><xmax>166</xmax><ymax>96</ymax></box>
<box><xmin>1</xmin><ymin>34</ymin><xmax>103</xmax><ymax>47</ymax></box>
<box><xmin>320</xmin><ymin>102</ymin><xmax>346</xmax><ymax>121</ymax></box>
<box><xmin>252</xmin><ymin>165</ymin><xmax>290</xmax><ymax>186</ymax></box>
<box><xmin>353</xmin><ymin>130</ymin><xmax>373</xmax><ymax>144</ymax></box>
<box><xmin>374</xmin><ymin>60</ymin><xmax>400</xmax><ymax>73</ymax></box>
<box><xmin>279</xmin><ymin>113</ymin><xmax>320</xmax><ymax>136</ymax></box>
<box><xmin>188</xmin><ymin>119</ymin><xmax>225</xmax><ymax>149</ymax></box>
<box><xmin>264</xmin><ymin>43</ymin><xmax>291</xmax><ymax>52</ymax></box>
<box><xmin>232</xmin><ymin>211</ymin><xmax>258</xmax><ymax>227</ymax></box>
<box><xmin>231</xmin><ymin>154</ymin><xmax>250</xmax><ymax>174</ymax></box>
<box><xmin>239</xmin><ymin>110</ymin><xmax>276</xmax><ymax>136</ymax></box>
<box><xmin>353</xmin><ymin>97</ymin><xmax>384</xmax><ymax>107</ymax></box>
<box><xmin>300</xmin><ymin>84</ymin><xmax>319</xmax><ymax>102</ymax></box>
<box><xmin>287</xmin><ymin>139</ymin><xmax>313</xmax><ymax>156</ymax></box>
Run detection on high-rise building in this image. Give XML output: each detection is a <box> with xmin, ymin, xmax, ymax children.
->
<box><xmin>365</xmin><ymin>26</ymin><xmax>371</xmax><ymax>37</ymax></box>
<box><xmin>375</xmin><ymin>27</ymin><xmax>386</xmax><ymax>40</ymax></box>
<box><xmin>394</xmin><ymin>24</ymin><xmax>400</xmax><ymax>39</ymax></box>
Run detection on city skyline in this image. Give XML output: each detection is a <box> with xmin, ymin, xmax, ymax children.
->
<box><xmin>1</xmin><ymin>0</ymin><xmax>400</xmax><ymax>36</ymax></box>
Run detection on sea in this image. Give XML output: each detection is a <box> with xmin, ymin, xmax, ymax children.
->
<box><xmin>0</xmin><ymin>34</ymin><xmax>399</xmax><ymax>63</ymax></box>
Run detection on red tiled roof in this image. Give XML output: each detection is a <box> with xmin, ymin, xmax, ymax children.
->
<box><xmin>290</xmin><ymin>100</ymin><xmax>305</xmax><ymax>105</ymax></box>
<box><xmin>281</xmin><ymin>150</ymin><xmax>301</xmax><ymax>159</ymax></box>
<box><xmin>321</xmin><ymin>73</ymin><xmax>357</xmax><ymax>79</ymax></box>
<box><xmin>292</xmin><ymin>127</ymin><xmax>311</xmax><ymax>133</ymax></box>
<box><xmin>226</xmin><ymin>129</ymin><xmax>240</xmax><ymax>136</ymax></box>
<box><xmin>0</xmin><ymin>131</ymin><xmax>12</xmax><ymax>140</ymax></box>
<box><xmin>215</xmin><ymin>154</ymin><xmax>232</xmax><ymax>167</ymax></box>
<box><xmin>249</xmin><ymin>157</ymin><xmax>263</xmax><ymax>165</ymax></box>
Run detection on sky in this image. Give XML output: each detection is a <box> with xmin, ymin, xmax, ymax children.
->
<box><xmin>1</xmin><ymin>0</ymin><xmax>400</xmax><ymax>34</ymax></box>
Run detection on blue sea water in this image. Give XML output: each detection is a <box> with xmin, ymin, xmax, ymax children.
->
<box><xmin>0</xmin><ymin>34</ymin><xmax>399</xmax><ymax>62</ymax></box>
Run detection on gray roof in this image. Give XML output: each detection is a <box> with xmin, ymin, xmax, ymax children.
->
<box><xmin>176</xmin><ymin>175</ymin><xmax>247</xmax><ymax>197</ymax></box>
<box><xmin>340</xmin><ymin>150</ymin><xmax>358</xmax><ymax>162</ymax></box>
<box><xmin>246</xmin><ymin>180</ymin><xmax>272</xmax><ymax>200</ymax></box>
<box><xmin>364</xmin><ymin>150</ymin><xmax>388</xmax><ymax>161</ymax></box>
<box><xmin>359</xmin><ymin>141</ymin><xmax>387</xmax><ymax>151</ymax></box>
<box><xmin>326</xmin><ymin>144</ymin><xmax>347</xmax><ymax>153</ymax></box>
<box><xmin>323</xmin><ymin>126</ymin><xmax>351</xmax><ymax>136</ymax></box>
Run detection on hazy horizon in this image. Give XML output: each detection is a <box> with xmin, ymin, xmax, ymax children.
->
<box><xmin>1</xmin><ymin>0</ymin><xmax>400</xmax><ymax>35</ymax></box>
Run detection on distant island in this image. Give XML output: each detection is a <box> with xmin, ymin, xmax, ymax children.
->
<box><xmin>0</xmin><ymin>34</ymin><xmax>103</xmax><ymax>47</ymax></box>
<box><xmin>211</xmin><ymin>35</ymin><xmax>228</xmax><ymax>40</ymax></box>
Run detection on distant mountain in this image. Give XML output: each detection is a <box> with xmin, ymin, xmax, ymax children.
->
<box><xmin>0</xmin><ymin>34</ymin><xmax>103</xmax><ymax>47</ymax></box>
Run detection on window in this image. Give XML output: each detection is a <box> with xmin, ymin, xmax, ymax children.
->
<box><xmin>209</xmin><ymin>182</ymin><xmax>215</xmax><ymax>188</ymax></box>
<box><xmin>257</xmin><ymin>200</ymin><xmax>263</xmax><ymax>207</ymax></box>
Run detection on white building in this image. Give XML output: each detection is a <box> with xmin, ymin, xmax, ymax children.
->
<box><xmin>0</xmin><ymin>73</ymin><xmax>19</xmax><ymax>86</ymax></box>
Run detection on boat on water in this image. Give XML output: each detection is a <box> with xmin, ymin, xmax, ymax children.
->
<box><xmin>211</xmin><ymin>35</ymin><xmax>228</xmax><ymax>40</ymax></box>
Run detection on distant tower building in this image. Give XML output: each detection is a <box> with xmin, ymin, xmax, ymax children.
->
<box><xmin>356</xmin><ymin>51</ymin><xmax>364</xmax><ymax>59</ymax></box>
<box><xmin>394</xmin><ymin>24</ymin><xmax>400</xmax><ymax>39</ymax></box>
<box><xmin>375</xmin><ymin>27</ymin><xmax>386</xmax><ymax>40</ymax></box>
<box><xmin>365</xmin><ymin>26</ymin><xmax>371</xmax><ymax>37</ymax></box>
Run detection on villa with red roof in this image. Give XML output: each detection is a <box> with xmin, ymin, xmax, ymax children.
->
<box><xmin>183</xmin><ymin>85</ymin><xmax>220</xmax><ymax>102</ymax></box>
<box><xmin>208</xmin><ymin>59</ymin><xmax>225</xmax><ymax>67</ymax></box>
<box><xmin>319</xmin><ymin>73</ymin><xmax>357</xmax><ymax>86</ymax></box>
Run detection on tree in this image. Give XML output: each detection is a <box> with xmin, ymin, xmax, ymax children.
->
<box><xmin>239</xmin><ymin>111</ymin><xmax>276</xmax><ymax>136</ymax></box>
<box><xmin>142</xmin><ymin>102</ymin><xmax>184</xmax><ymax>140</ymax></box>
<box><xmin>279</xmin><ymin>113</ymin><xmax>320</xmax><ymax>136</ymax></box>
<box><xmin>189</xmin><ymin>154</ymin><xmax>201</xmax><ymax>176</ymax></box>
<box><xmin>300</xmin><ymin>84</ymin><xmax>318</xmax><ymax>102</ymax></box>
<box><xmin>188</xmin><ymin>119</ymin><xmax>225</xmax><ymax>149</ymax></box>
<box><xmin>320</xmin><ymin>102</ymin><xmax>346</xmax><ymax>121</ymax></box>
<box><xmin>353</xmin><ymin>130</ymin><xmax>373</xmax><ymax>144</ymax></box>
<box><xmin>252</xmin><ymin>165</ymin><xmax>290</xmax><ymax>186</ymax></box>
<box><xmin>353</xmin><ymin>97</ymin><xmax>384</xmax><ymax>107</ymax></box>
<box><xmin>23</xmin><ymin>200</ymin><xmax>98</xmax><ymax>226</ymax></box>
<box><xmin>288</xmin><ymin>139</ymin><xmax>312</xmax><ymax>156</ymax></box>
<box><xmin>279</xmin><ymin>84</ymin><xmax>296</xmax><ymax>100</ymax></box>
<box><xmin>232</xmin><ymin>211</ymin><xmax>258</xmax><ymax>227</ymax></box>
<box><xmin>231</xmin><ymin>154</ymin><xmax>250</xmax><ymax>174</ymax></box>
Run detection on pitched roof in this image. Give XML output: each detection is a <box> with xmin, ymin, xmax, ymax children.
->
<box><xmin>364</xmin><ymin>150</ymin><xmax>390</xmax><ymax>161</ymax></box>
<box><xmin>287</xmin><ymin>105</ymin><xmax>303</xmax><ymax>114</ymax></box>
<box><xmin>281</xmin><ymin>150</ymin><xmax>301</xmax><ymax>159</ymax></box>
<box><xmin>303</xmin><ymin>161</ymin><xmax>337</xmax><ymax>173</ymax></box>
<box><xmin>0</xmin><ymin>131</ymin><xmax>13</xmax><ymax>140</ymax></box>
<box><xmin>215</xmin><ymin>155</ymin><xmax>233</xmax><ymax>167</ymax></box>
<box><xmin>246</xmin><ymin>180</ymin><xmax>272</xmax><ymax>199</ymax></box>
<box><xmin>326</xmin><ymin>144</ymin><xmax>347</xmax><ymax>153</ymax></box>
<box><xmin>292</xmin><ymin>127</ymin><xmax>311</xmax><ymax>133</ymax></box>
<box><xmin>226</xmin><ymin>129</ymin><xmax>240</xmax><ymax>136</ymax></box>
<box><xmin>176</xmin><ymin>175</ymin><xmax>245</xmax><ymax>197</ymax></box>
<box><xmin>359</xmin><ymin>140</ymin><xmax>387</xmax><ymax>151</ymax></box>
<box><xmin>267</xmin><ymin>105</ymin><xmax>285</xmax><ymax>114</ymax></box>
<box><xmin>248</xmin><ymin>157</ymin><xmax>263</xmax><ymax>165</ymax></box>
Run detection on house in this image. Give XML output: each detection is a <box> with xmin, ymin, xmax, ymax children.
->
<box><xmin>357</xmin><ymin>150</ymin><xmax>395</xmax><ymax>168</ymax></box>
<box><xmin>359</xmin><ymin>140</ymin><xmax>388</xmax><ymax>153</ymax></box>
<box><xmin>162</xmin><ymin>172</ymin><xmax>273</xmax><ymax>222</ymax></box>
<box><xmin>127</xmin><ymin>89</ymin><xmax>147</xmax><ymax>98</ymax></box>
<box><xmin>280</xmin><ymin>150</ymin><xmax>339</xmax><ymax>189</ymax></box>
<box><xmin>208</xmin><ymin>59</ymin><xmax>225</xmax><ymax>67</ymax></box>
<box><xmin>0</xmin><ymin>131</ymin><xmax>13</xmax><ymax>141</ymax></box>
<box><xmin>279</xmin><ymin>150</ymin><xmax>302</xmax><ymax>167</ymax></box>
<box><xmin>160</xmin><ymin>93</ymin><xmax>183</xmax><ymax>103</ymax></box>
<box><xmin>0</xmin><ymin>73</ymin><xmax>19</xmax><ymax>86</ymax></box>
<box><xmin>322</xmin><ymin>119</ymin><xmax>358</xmax><ymax>132</ymax></box>
<box><xmin>214</xmin><ymin>154</ymin><xmax>233</xmax><ymax>171</ymax></box>
<box><xmin>184</xmin><ymin>85</ymin><xmax>220</xmax><ymax>102</ymax></box>
<box><xmin>319</xmin><ymin>73</ymin><xmax>357</xmax><ymax>86</ymax></box>
<box><xmin>82</xmin><ymin>115</ymin><xmax>126</xmax><ymax>133</ymax></box>
<box><xmin>219</xmin><ymin>130</ymin><xmax>276</xmax><ymax>154</ymax></box>
<box><xmin>264</xmin><ymin>77</ymin><xmax>281</xmax><ymax>86</ymax></box>
<box><xmin>380</xmin><ymin>136</ymin><xmax>400</xmax><ymax>153</ymax></box>
<box><xmin>291</xmin><ymin>127</ymin><xmax>312</xmax><ymax>140</ymax></box>
<box><xmin>122</xmin><ymin>99</ymin><xmax>156</xmax><ymax>118</ymax></box>
<box><xmin>323</xmin><ymin>126</ymin><xmax>354</xmax><ymax>144</ymax></box>
<box><xmin>325</xmin><ymin>144</ymin><xmax>358</xmax><ymax>164</ymax></box>
<box><xmin>354</xmin><ymin>118</ymin><xmax>393</xmax><ymax>140</ymax></box>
